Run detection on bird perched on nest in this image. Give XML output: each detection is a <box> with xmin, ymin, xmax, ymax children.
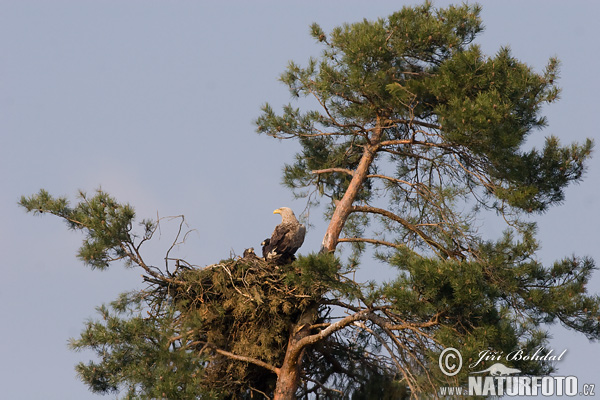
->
<box><xmin>242</xmin><ymin>247</ymin><xmax>257</xmax><ymax>258</ymax></box>
<box><xmin>262</xmin><ymin>207</ymin><xmax>306</xmax><ymax>265</ymax></box>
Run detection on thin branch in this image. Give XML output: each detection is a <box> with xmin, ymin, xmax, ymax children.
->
<box><xmin>303</xmin><ymin>76</ymin><xmax>366</xmax><ymax>132</ymax></box>
<box><xmin>350</xmin><ymin>205</ymin><xmax>453</xmax><ymax>258</ymax></box>
<box><xmin>366</xmin><ymin>315</ymin><xmax>428</xmax><ymax>395</ymax></box>
<box><xmin>311</xmin><ymin>167</ymin><xmax>354</xmax><ymax>176</ymax></box>
<box><xmin>353</xmin><ymin>320</ymin><xmax>404</xmax><ymax>373</ymax></box>
<box><xmin>382</xmin><ymin>311</ymin><xmax>443</xmax><ymax>331</ymax></box>
<box><xmin>213</xmin><ymin>347</ymin><xmax>281</xmax><ymax>376</ymax></box>
<box><xmin>180</xmin><ymin>334</ymin><xmax>282</xmax><ymax>376</ymax></box>
<box><xmin>280</xmin><ymin>130</ymin><xmax>358</xmax><ymax>139</ymax></box>
<box><xmin>366</xmin><ymin>173</ymin><xmax>412</xmax><ymax>186</ymax></box>
<box><xmin>338</xmin><ymin>237</ymin><xmax>406</xmax><ymax>250</ymax></box>
<box><xmin>294</xmin><ymin>309</ymin><xmax>371</xmax><ymax>355</ymax></box>
<box><xmin>164</xmin><ymin>215</ymin><xmax>187</xmax><ymax>275</ymax></box>
<box><xmin>323</xmin><ymin>298</ymin><xmax>364</xmax><ymax>313</ymax></box>
<box><xmin>389</xmin><ymin>118</ymin><xmax>442</xmax><ymax>131</ymax></box>
<box><xmin>302</xmin><ymin>375</ymin><xmax>344</xmax><ymax>396</ymax></box>
<box><xmin>309</xmin><ymin>322</ymin><xmax>331</xmax><ymax>331</ymax></box>
<box><xmin>379</xmin><ymin>139</ymin><xmax>449</xmax><ymax>149</ymax></box>
<box><xmin>249</xmin><ymin>387</ymin><xmax>272</xmax><ymax>400</ymax></box>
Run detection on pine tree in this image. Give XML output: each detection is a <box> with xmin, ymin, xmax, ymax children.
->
<box><xmin>21</xmin><ymin>3</ymin><xmax>599</xmax><ymax>399</ymax></box>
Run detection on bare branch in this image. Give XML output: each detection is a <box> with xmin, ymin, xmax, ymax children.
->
<box><xmin>176</xmin><ymin>331</ymin><xmax>282</xmax><ymax>376</ymax></box>
<box><xmin>294</xmin><ymin>309</ymin><xmax>371</xmax><ymax>352</ymax></box>
<box><xmin>302</xmin><ymin>375</ymin><xmax>344</xmax><ymax>396</ymax></box>
<box><xmin>378</xmin><ymin>139</ymin><xmax>449</xmax><ymax>149</ymax></box>
<box><xmin>213</xmin><ymin>347</ymin><xmax>281</xmax><ymax>376</ymax></box>
<box><xmin>338</xmin><ymin>237</ymin><xmax>407</xmax><ymax>250</ymax></box>
<box><xmin>350</xmin><ymin>205</ymin><xmax>454</xmax><ymax>258</ymax></box>
<box><xmin>353</xmin><ymin>320</ymin><xmax>404</xmax><ymax>373</ymax></box>
<box><xmin>311</xmin><ymin>168</ymin><xmax>354</xmax><ymax>176</ymax></box>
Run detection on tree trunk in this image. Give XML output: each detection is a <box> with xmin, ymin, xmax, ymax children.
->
<box><xmin>321</xmin><ymin>121</ymin><xmax>383</xmax><ymax>252</ymax></box>
<box><xmin>275</xmin><ymin>120</ymin><xmax>383</xmax><ymax>399</ymax></box>
<box><xmin>273</xmin><ymin>305</ymin><xmax>317</xmax><ymax>400</ymax></box>
<box><xmin>272</xmin><ymin>334</ymin><xmax>305</xmax><ymax>400</ymax></box>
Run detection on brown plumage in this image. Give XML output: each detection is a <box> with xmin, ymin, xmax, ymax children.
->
<box><xmin>262</xmin><ymin>207</ymin><xmax>306</xmax><ymax>265</ymax></box>
<box><xmin>242</xmin><ymin>247</ymin><xmax>257</xmax><ymax>259</ymax></box>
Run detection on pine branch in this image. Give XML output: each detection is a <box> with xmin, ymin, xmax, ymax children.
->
<box><xmin>294</xmin><ymin>309</ymin><xmax>371</xmax><ymax>353</ymax></box>
<box><xmin>350</xmin><ymin>205</ymin><xmax>454</xmax><ymax>258</ymax></box>
<box><xmin>338</xmin><ymin>237</ymin><xmax>407</xmax><ymax>250</ymax></box>
<box><xmin>311</xmin><ymin>168</ymin><xmax>354</xmax><ymax>176</ymax></box>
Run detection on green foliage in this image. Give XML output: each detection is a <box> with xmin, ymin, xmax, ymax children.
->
<box><xmin>378</xmin><ymin>224</ymin><xmax>599</xmax><ymax>383</ymax></box>
<box><xmin>172</xmin><ymin>256</ymin><xmax>323</xmax><ymax>395</ymax></box>
<box><xmin>66</xmin><ymin>254</ymin><xmax>325</xmax><ymax>398</ymax></box>
<box><xmin>428</xmin><ymin>48</ymin><xmax>593</xmax><ymax>211</ymax></box>
<box><xmin>256</xmin><ymin>0</ymin><xmax>592</xmax><ymax>227</ymax></box>
<box><xmin>19</xmin><ymin>189</ymin><xmax>137</xmax><ymax>270</ymax></box>
<box><xmin>254</xmin><ymin>1</ymin><xmax>598</xmax><ymax>395</ymax></box>
<box><xmin>25</xmin><ymin>186</ymin><xmax>598</xmax><ymax>397</ymax></box>
<box><xmin>21</xmin><ymin>2</ymin><xmax>600</xmax><ymax>399</ymax></box>
<box><xmin>70</xmin><ymin>293</ymin><xmax>213</xmax><ymax>399</ymax></box>
<box><xmin>66</xmin><ymin>252</ymin><xmax>378</xmax><ymax>399</ymax></box>
<box><xmin>287</xmin><ymin>252</ymin><xmax>360</xmax><ymax>298</ymax></box>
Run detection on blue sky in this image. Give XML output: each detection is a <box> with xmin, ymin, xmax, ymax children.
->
<box><xmin>1</xmin><ymin>1</ymin><xmax>598</xmax><ymax>398</ymax></box>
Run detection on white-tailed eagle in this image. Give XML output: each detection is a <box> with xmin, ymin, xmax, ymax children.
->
<box><xmin>261</xmin><ymin>207</ymin><xmax>305</xmax><ymax>265</ymax></box>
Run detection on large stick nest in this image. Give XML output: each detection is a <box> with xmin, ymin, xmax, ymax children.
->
<box><xmin>150</xmin><ymin>253</ymin><xmax>337</xmax><ymax>396</ymax></box>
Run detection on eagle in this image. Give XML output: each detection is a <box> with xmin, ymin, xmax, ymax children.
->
<box><xmin>261</xmin><ymin>207</ymin><xmax>306</xmax><ymax>265</ymax></box>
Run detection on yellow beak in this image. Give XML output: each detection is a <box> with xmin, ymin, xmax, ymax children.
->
<box><xmin>273</xmin><ymin>209</ymin><xmax>281</xmax><ymax>215</ymax></box>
